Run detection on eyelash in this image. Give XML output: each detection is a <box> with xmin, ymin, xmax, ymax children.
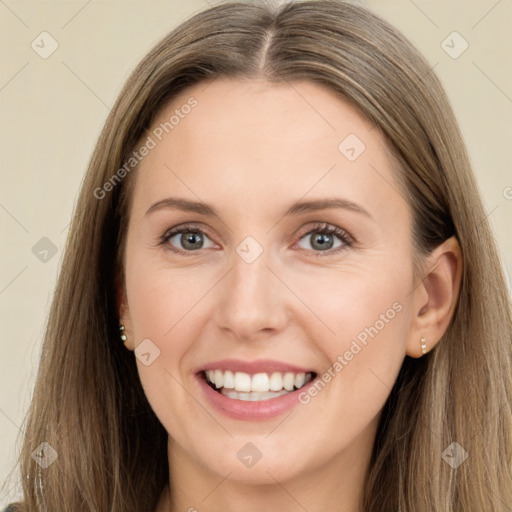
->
<box><xmin>158</xmin><ymin>222</ymin><xmax>355</xmax><ymax>257</ymax></box>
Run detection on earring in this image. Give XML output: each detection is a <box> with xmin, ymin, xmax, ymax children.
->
<box><xmin>420</xmin><ymin>336</ymin><xmax>428</xmax><ymax>355</ymax></box>
<box><xmin>119</xmin><ymin>324</ymin><xmax>127</xmax><ymax>343</ymax></box>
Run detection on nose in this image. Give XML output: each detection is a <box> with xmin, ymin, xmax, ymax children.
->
<box><xmin>213</xmin><ymin>246</ymin><xmax>290</xmax><ymax>342</ymax></box>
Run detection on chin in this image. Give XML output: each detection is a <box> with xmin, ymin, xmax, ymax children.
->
<box><xmin>198</xmin><ymin>442</ymin><xmax>311</xmax><ymax>485</ymax></box>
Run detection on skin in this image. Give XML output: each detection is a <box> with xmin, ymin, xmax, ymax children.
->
<box><xmin>118</xmin><ymin>78</ymin><xmax>462</xmax><ymax>512</ymax></box>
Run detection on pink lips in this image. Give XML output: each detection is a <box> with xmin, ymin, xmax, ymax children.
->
<box><xmin>193</xmin><ymin>358</ymin><xmax>317</xmax><ymax>421</ymax></box>
<box><xmin>196</xmin><ymin>358</ymin><xmax>314</xmax><ymax>375</ymax></box>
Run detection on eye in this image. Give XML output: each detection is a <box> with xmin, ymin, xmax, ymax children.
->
<box><xmin>159</xmin><ymin>222</ymin><xmax>354</xmax><ymax>257</ymax></box>
<box><xmin>160</xmin><ymin>223</ymin><xmax>216</xmax><ymax>255</ymax></box>
<box><xmin>296</xmin><ymin>223</ymin><xmax>353</xmax><ymax>255</ymax></box>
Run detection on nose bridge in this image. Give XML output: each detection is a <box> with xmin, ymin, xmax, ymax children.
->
<box><xmin>231</xmin><ymin>246</ymin><xmax>270</xmax><ymax>300</ymax></box>
<box><xmin>214</xmin><ymin>238</ymin><xmax>288</xmax><ymax>338</ymax></box>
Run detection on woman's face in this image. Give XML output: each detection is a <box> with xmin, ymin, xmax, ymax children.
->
<box><xmin>121</xmin><ymin>78</ymin><xmax>419</xmax><ymax>484</ymax></box>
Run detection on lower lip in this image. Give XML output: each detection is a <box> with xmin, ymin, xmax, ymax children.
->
<box><xmin>195</xmin><ymin>372</ymin><xmax>316</xmax><ymax>421</ymax></box>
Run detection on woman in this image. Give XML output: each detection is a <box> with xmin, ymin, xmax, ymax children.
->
<box><xmin>4</xmin><ymin>1</ymin><xmax>512</xmax><ymax>511</ymax></box>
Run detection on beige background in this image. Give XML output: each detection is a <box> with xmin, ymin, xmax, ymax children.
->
<box><xmin>1</xmin><ymin>0</ymin><xmax>511</xmax><ymax>504</ymax></box>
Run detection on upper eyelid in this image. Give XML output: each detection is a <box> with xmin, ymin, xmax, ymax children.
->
<box><xmin>294</xmin><ymin>223</ymin><xmax>355</xmax><ymax>249</ymax></box>
<box><xmin>164</xmin><ymin>223</ymin><xmax>217</xmax><ymax>242</ymax></box>
<box><xmin>297</xmin><ymin>223</ymin><xmax>350</xmax><ymax>238</ymax></box>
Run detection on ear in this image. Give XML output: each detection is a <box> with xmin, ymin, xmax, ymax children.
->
<box><xmin>115</xmin><ymin>274</ymin><xmax>135</xmax><ymax>351</ymax></box>
<box><xmin>406</xmin><ymin>236</ymin><xmax>463</xmax><ymax>358</ymax></box>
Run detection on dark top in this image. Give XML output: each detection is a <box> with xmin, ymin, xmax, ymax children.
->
<box><xmin>3</xmin><ymin>505</ymin><xmax>17</xmax><ymax>512</ymax></box>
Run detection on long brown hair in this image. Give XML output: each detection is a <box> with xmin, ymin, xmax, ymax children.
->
<box><xmin>7</xmin><ymin>1</ymin><xmax>512</xmax><ymax>510</ymax></box>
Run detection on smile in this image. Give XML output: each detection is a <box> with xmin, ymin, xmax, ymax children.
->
<box><xmin>195</xmin><ymin>358</ymin><xmax>319</xmax><ymax>420</ymax></box>
<box><xmin>204</xmin><ymin>369</ymin><xmax>315</xmax><ymax>401</ymax></box>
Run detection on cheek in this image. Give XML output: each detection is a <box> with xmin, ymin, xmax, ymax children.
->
<box><xmin>126</xmin><ymin>252</ymin><xmax>210</xmax><ymax>348</ymax></box>
<box><xmin>124</xmin><ymin>255</ymin><xmax>217</xmax><ymax>428</ymax></box>
<box><xmin>291</xmin><ymin>261</ymin><xmax>412</xmax><ymax>411</ymax></box>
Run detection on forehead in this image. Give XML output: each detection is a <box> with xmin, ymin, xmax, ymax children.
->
<box><xmin>130</xmin><ymin>78</ymin><xmax>406</xmax><ymax>222</ymax></box>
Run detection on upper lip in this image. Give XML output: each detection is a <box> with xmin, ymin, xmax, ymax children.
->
<box><xmin>196</xmin><ymin>358</ymin><xmax>316</xmax><ymax>375</ymax></box>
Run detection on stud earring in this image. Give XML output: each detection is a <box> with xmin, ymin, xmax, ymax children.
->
<box><xmin>119</xmin><ymin>324</ymin><xmax>127</xmax><ymax>343</ymax></box>
<box><xmin>420</xmin><ymin>336</ymin><xmax>428</xmax><ymax>355</ymax></box>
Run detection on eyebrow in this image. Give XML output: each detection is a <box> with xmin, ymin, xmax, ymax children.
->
<box><xmin>145</xmin><ymin>197</ymin><xmax>371</xmax><ymax>219</ymax></box>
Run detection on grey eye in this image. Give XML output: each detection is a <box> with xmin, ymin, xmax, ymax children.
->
<box><xmin>168</xmin><ymin>231</ymin><xmax>215</xmax><ymax>251</ymax></box>
<box><xmin>297</xmin><ymin>231</ymin><xmax>344</xmax><ymax>251</ymax></box>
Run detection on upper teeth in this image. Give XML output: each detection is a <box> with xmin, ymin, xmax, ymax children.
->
<box><xmin>205</xmin><ymin>370</ymin><xmax>312</xmax><ymax>392</ymax></box>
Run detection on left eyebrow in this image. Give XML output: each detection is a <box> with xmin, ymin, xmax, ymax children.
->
<box><xmin>282</xmin><ymin>198</ymin><xmax>372</xmax><ymax>219</ymax></box>
<box><xmin>145</xmin><ymin>196</ymin><xmax>372</xmax><ymax>220</ymax></box>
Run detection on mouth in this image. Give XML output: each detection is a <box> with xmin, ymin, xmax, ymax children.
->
<box><xmin>200</xmin><ymin>369</ymin><xmax>318</xmax><ymax>402</ymax></box>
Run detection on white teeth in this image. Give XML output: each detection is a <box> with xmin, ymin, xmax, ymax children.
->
<box><xmin>221</xmin><ymin>388</ymin><xmax>290</xmax><ymax>401</ymax></box>
<box><xmin>251</xmin><ymin>373</ymin><xmax>269</xmax><ymax>392</ymax></box>
<box><xmin>223</xmin><ymin>370</ymin><xmax>235</xmax><ymax>389</ymax></box>
<box><xmin>283</xmin><ymin>373</ymin><xmax>295</xmax><ymax>391</ymax></box>
<box><xmin>204</xmin><ymin>369</ymin><xmax>313</xmax><ymax>394</ymax></box>
<box><xmin>214</xmin><ymin>369</ymin><xmax>223</xmax><ymax>389</ymax></box>
<box><xmin>294</xmin><ymin>372</ymin><xmax>306</xmax><ymax>389</ymax></box>
<box><xmin>269</xmin><ymin>372</ymin><xmax>283</xmax><ymax>391</ymax></box>
<box><xmin>234</xmin><ymin>372</ymin><xmax>252</xmax><ymax>392</ymax></box>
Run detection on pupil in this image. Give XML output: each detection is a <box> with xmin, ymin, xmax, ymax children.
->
<box><xmin>312</xmin><ymin>233</ymin><xmax>332</xmax><ymax>251</ymax></box>
<box><xmin>182</xmin><ymin>232</ymin><xmax>203</xmax><ymax>250</ymax></box>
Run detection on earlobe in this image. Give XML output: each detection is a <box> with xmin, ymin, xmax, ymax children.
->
<box><xmin>420</xmin><ymin>336</ymin><xmax>428</xmax><ymax>355</ymax></box>
<box><xmin>118</xmin><ymin>307</ymin><xmax>135</xmax><ymax>351</ymax></box>
<box><xmin>406</xmin><ymin>236</ymin><xmax>463</xmax><ymax>358</ymax></box>
<box><xmin>115</xmin><ymin>278</ymin><xmax>135</xmax><ymax>351</ymax></box>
